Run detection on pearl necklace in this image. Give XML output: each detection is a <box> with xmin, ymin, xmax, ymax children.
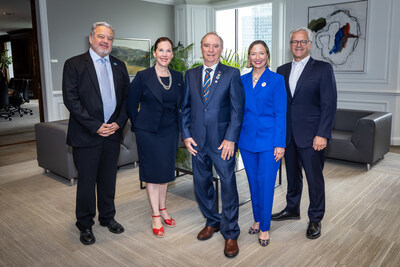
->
<box><xmin>156</xmin><ymin>68</ymin><xmax>172</xmax><ymax>90</ymax></box>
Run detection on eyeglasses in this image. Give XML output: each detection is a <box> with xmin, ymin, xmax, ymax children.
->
<box><xmin>290</xmin><ymin>40</ymin><xmax>309</xmax><ymax>46</ymax></box>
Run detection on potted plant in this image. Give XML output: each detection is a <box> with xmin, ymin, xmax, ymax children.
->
<box><xmin>220</xmin><ymin>49</ymin><xmax>248</xmax><ymax>71</ymax></box>
<box><xmin>0</xmin><ymin>49</ymin><xmax>12</xmax><ymax>81</ymax></box>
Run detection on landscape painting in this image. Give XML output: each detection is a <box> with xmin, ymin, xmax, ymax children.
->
<box><xmin>110</xmin><ymin>38</ymin><xmax>151</xmax><ymax>76</ymax></box>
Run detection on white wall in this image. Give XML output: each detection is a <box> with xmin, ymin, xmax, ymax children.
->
<box><xmin>175</xmin><ymin>0</ymin><xmax>400</xmax><ymax>144</ymax></box>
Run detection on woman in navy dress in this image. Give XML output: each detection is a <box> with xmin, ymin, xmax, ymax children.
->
<box><xmin>127</xmin><ymin>37</ymin><xmax>183</xmax><ymax>238</ymax></box>
<box><xmin>238</xmin><ymin>40</ymin><xmax>286</xmax><ymax>246</ymax></box>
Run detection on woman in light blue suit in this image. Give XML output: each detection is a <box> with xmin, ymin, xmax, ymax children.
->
<box><xmin>238</xmin><ymin>40</ymin><xmax>286</xmax><ymax>247</ymax></box>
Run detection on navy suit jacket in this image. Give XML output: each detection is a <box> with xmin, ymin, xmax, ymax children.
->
<box><xmin>62</xmin><ymin>51</ymin><xmax>130</xmax><ymax>147</ymax></box>
<box><xmin>126</xmin><ymin>66</ymin><xmax>183</xmax><ymax>133</ymax></box>
<box><xmin>238</xmin><ymin>68</ymin><xmax>286</xmax><ymax>152</ymax></box>
<box><xmin>180</xmin><ymin>63</ymin><xmax>245</xmax><ymax>152</ymax></box>
<box><xmin>277</xmin><ymin>57</ymin><xmax>337</xmax><ymax>148</ymax></box>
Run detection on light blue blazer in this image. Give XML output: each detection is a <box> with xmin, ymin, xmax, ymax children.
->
<box><xmin>238</xmin><ymin>67</ymin><xmax>287</xmax><ymax>152</ymax></box>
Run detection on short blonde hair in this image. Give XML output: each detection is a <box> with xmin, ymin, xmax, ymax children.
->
<box><xmin>246</xmin><ymin>40</ymin><xmax>270</xmax><ymax>68</ymax></box>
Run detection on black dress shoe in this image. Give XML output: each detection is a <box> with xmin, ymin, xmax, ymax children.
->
<box><xmin>306</xmin><ymin>222</ymin><xmax>321</xmax><ymax>239</ymax></box>
<box><xmin>100</xmin><ymin>219</ymin><xmax>125</xmax><ymax>234</ymax></box>
<box><xmin>80</xmin><ymin>229</ymin><xmax>96</xmax><ymax>245</ymax></box>
<box><xmin>271</xmin><ymin>210</ymin><xmax>300</xmax><ymax>221</ymax></box>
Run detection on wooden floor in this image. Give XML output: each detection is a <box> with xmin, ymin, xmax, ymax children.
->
<box><xmin>1</xmin><ymin>142</ymin><xmax>400</xmax><ymax>266</ymax></box>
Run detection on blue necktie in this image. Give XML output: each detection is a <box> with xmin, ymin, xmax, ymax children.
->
<box><xmin>99</xmin><ymin>58</ymin><xmax>114</xmax><ymax>123</ymax></box>
<box><xmin>203</xmin><ymin>68</ymin><xmax>212</xmax><ymax>103</ymax></box>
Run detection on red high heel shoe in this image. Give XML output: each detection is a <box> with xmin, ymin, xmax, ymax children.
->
<box><xmin>152</xmin><ymin>215</ymin><xmax>164</xmax><ymax>238</ymax></box>
<box><xmin>159</xmin><ymin>208</ymin><xmax>176</xmax><ymax>228</ymax></box>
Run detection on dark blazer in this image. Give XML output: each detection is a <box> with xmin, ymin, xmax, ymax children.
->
<box><xmin>62</xmin><ymin>51</ymin><xmax>130</xmax><ymax>147</ymax></box>
<box><xmin>277</xmin><ymin>57</ymin><xmax>337</xmax><ymax>148</ymax></box>
<box><xmin>238</xmin><ymin>68</ymin><xmax>286</xmax><ymax>152</ymax></box>
<box><xmin>181</xmin><ymin>63</ymin><xmax>245</xmax><ymax>152</ymax></box>
<box><xmin>126</xmin><ymin>66</ymin><xmax>184</xmax><ymax>133</ymax></box>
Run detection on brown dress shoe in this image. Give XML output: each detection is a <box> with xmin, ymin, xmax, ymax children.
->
<box><xmin>197</xmin><ymin>225</ymin><xmax>220</xmax><ymax>240</ymax></box>
<box><xmin>224</xmin><ymin>239</ymin><xmax>239</xmax><ymax>258</ymax></box>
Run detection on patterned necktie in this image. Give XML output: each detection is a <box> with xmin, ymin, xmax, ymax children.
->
<box><xmin>203</xmin><ymin>68</ymin><xmax>212</xmax><ymax>103</ymax></box>
<box><xmin>99</xmin><ymin>58</ymin><xmax>114</xmax><ymax>123</ymax></box>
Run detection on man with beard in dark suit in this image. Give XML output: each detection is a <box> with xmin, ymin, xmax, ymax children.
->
<box><xmin>62</xmin><ymin>22</ymin><xmax>129</xmax><ymax>245</ymax></box>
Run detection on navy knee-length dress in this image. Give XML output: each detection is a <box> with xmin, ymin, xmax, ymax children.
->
<box><xmin>127</xmin><ymin>67</ymin><xmax>183</xmax><ymax>184</ymax></box>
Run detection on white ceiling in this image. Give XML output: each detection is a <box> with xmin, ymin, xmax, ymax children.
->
<box><xmin>0</xmin><ymin>0</ymin><xmax>32</xmax><ymax>36</ymax></box>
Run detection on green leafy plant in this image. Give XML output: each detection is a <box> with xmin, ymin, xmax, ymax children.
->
<box><xmin>148</xmin><ymin>42</ymin><xmax>197</xmax><ymax>74</ymax></box>
<box><xmin>220</xmin><ymin>49</ymin><xmax>248</xmax><ymax>71</ymax></box>
<box><xmin>0</xmin><ymin>49</ymin><xmax>12</xmax><ymax>79</ymax></box>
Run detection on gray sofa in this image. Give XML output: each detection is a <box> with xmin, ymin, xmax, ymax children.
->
<box><xmin>325</xmin><ymin>109</ymin><xmax>392</xmax><ymax>170</ymax></box>
<box><xmin>35</xmin><ymin>120</ymin><xmax>139</xmax><ymax>185</ymax></box>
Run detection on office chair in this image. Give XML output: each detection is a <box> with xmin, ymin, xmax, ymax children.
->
<box><xmin>9</xmin><ymin>79</ymin><xmax>33</xmax><ymax>117</ymax></box>
<box><xmin>0</xmin><ymin>80</ymin><xmax>12</xmax><ymax>120</ymax></box>
<box><xmin>20</xmin><ymin>80</ymin><xmax>33</xmax><ymax>115</ymax></box>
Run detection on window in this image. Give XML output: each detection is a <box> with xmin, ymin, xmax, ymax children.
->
<box><xmin>216</xmin><ymin>3</ymin><xmax>273</xmax><ymax>58</ymax></box>
<box><xmin>5</xmin><ymin>41</ymin><xmax>14</xmax><ymax>78</ymax></box>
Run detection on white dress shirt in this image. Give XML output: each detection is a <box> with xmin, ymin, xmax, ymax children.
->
<box><xmin>202</xmin><ymin>62</ymin><xmax>219</xmax><ymax>85</ymax></box>
<box><xmin>289</xmin><ymin>55</ymin><xmax>310</xmax><ymax>97</ymax></box>
<box><xmin>89</xmin><ymin>48</ymin><xmax>117</xmax><ymax>109</ymax></box>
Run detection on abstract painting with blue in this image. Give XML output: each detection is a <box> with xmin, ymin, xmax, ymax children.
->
<box><xmin>308</xmin><ymin>1</ymin><xmax>367</xmax><ymax>72</ymax></box>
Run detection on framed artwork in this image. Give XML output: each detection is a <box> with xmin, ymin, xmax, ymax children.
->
<box><xmin>110</xmin><ymin>38</ymin><xmax>151</xmax><ymax>76</ymax></box>
<box><xmin>308</xmin><ymin>1</ymin><xmax>368</xmax><ymax>72</ymax></box>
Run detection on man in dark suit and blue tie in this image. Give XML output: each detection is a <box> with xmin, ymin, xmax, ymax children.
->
<box><xmin>62</xmin><ymin>22</ymin><xmax>129</xmax><ymax>245</ymax></box>
<box><xmin>272</xmin><ymin>27</ymin><xmax>337</xmax><ymax>239</ymax></box>
<box><xmin>181</xmin><ymin>32</ymin><xmax>245</xmax><ymax>258</ymax></box>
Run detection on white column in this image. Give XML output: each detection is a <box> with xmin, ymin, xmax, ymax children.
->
<box><xmin>174</xmin><ymin>4</ymin><xmax>213</xmax><ymax>62</ymax></box>
<box><xmin>35</xmin><ymin>0</ymin><xmax>56</xmax><ymax>121</ymax></box>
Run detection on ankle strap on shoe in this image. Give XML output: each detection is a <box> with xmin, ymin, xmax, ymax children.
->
<box><xmin>152</xmin><ymin>215</ymin><xmax>161</xmax><ymax>217</ymax></box>
<box><xmin>159</xmin><ymin>208</ymin><xmax>166</xmax><ymax>211</ymax></box>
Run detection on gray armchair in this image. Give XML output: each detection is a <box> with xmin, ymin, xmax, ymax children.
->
<box><xmin>35</xmin><ymin>120</ymin><xmax>139</xmax><ymax>185</ymax></box>
<box><xmin>325</xmin><ymin>109</ymin><xmax>392</xmax><ymax>170</ymax></box>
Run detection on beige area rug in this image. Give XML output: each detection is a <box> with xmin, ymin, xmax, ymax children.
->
<box><xmin>0</xmin><ymin>150</ymin><xmax>399</xmax><ymax>265</ymax></box>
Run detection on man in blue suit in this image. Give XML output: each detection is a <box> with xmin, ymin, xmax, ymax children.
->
<box><xmin>272</xmin><ymin>27</ymin><xmax>337</xmax><ymax>239</ymax></box>
<box><xmin>181</xmin><ymin>32</ymin><xmax>245</xmax><ymax>258</ymax></box>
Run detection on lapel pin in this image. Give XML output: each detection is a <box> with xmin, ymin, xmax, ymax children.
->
<box><xmin>262</xmin><ymin>82</ymin><xmax>266</xmax><ymax>87</ymax></box>
<box><xmin>113</xmin><ymin>62</ymin><xmax>117</xmax><ymax>65</ymax></box>
<box><xmin>216</xmin><ymin>73</ymin><xmax>221</xmax><ymax>83</ymax></box>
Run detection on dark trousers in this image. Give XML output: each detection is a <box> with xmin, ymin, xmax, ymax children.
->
<box><xmin>284</xmin><ymin>137</ymin><xmax>325</xmax><ymax>222</ymax></box>
<box><xmin>73</xmin><ymin>139</ymin><xmax>120</xmax><ymax>230</ymax></box>
<box><xmin>191</xmin><ymin>143</ymin><xmax>240</xmax><ymax>240</ymax></box>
